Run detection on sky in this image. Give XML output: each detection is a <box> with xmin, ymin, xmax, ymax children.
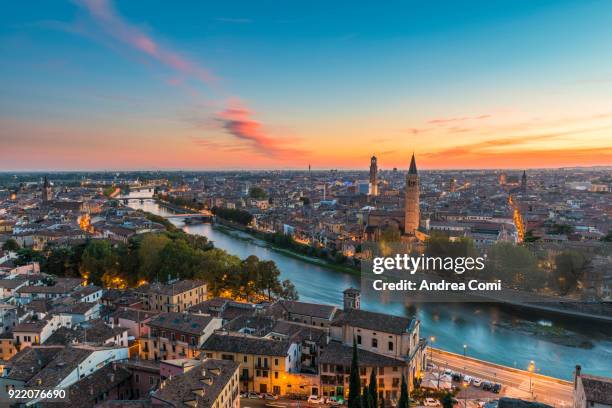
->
<box><xmin>1</xmin><ymin>0</ymin><xmax>612</xmax><ymax>171</ymax></box>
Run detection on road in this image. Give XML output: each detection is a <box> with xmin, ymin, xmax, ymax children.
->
<box><xmin>428</xmin><ymin>348</ymin><xmax>573</xmax><ymax>407</ymax></box>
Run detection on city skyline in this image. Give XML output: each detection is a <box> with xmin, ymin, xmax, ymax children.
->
<box><xmin>2</xmin><ymin>0</ymin><xmax>612</xmax><ymax>170</ymax></box>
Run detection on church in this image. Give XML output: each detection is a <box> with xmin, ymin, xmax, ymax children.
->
<box><xmin>364</xmin><ymin>153</ymin><xmax>425</xmax><ymax>242</ymax></box>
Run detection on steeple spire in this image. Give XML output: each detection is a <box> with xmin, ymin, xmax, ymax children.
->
<box><xmin>408</xmin><ymin>153</ymin><xmax>418</xmax><ymax>175</ymax></box>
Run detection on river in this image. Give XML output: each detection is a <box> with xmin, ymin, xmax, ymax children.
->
<box><xmin>124</xmin><ymin>196</ymin><xmax>612</xmax><ymax>380</ymax></box>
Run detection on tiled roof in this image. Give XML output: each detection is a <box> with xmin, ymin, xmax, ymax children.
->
<box><xmin>319</xmin><ymin>341</ymin><xmax>404</xmax><ymax>367</ymax></box>
<box><xmin>202</xmin><ymin>333</ymin><xmax>291</xmax><ymax>356</ymax></box>
<box><xmin>269</xmin><ymin>300</ymin><xmax>337</xmax><ymax>320</ymax></box>
<box><xmin>581</xmin><ymin>374</ymin><xmax>612</xmax><ymax>405</ymax></box>
<box><xmin>332</xmin><ymin>308</ymin><xmax>415</xmax><ymax>335</ymax></box>
<box><xmin>5</xmin><ymin>346</ymin><xmax>65</xmax><ymax>382</ymax></box>
<box><xmin>148</xmin><ymin>312</ymin><xmax>216</xmax><ymax>335</ymax></box>
<box><xmin>152</xmin><ymin>359</ymin><xmax>239</xmax><ymax>408</ymax></box>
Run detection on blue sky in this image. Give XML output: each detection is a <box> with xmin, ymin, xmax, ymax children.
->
<box><xmin>1</xmin><ymin>0</ymin><xmax>611</xmax><ymax>170</ymax></box>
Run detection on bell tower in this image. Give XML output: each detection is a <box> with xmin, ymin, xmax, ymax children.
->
<box><xmin>404</xmin><ymin>153</ymin><xmax>420</xmax><ymax>235</ymax></box>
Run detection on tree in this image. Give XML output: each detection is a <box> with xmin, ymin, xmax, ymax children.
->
<box><xmin>484</xmin><ymin>242</ymin><xmax>545</xmax><ymax>290</ymax></box>
<box><xmin>361</xmin><ymin>383</ymin><xmax>371</xmax><ymax>408</ymax></box>
<box><xmin>552</xmin><ymin>250</ymin><xmax>587</xmax><ymax>295</ymax></box>
<box><xmin>398</xmin><ymin>374</ymin><xmax>409</xmax><ymax>408</ymax></box>
<box><xmin>2</xmin><ymin>238</ymin><xmax>19</xmax><ymax>252</ymax></box>
<box><xmin>138</xmin><ymin>233</ymin><xmax>170</xmax><ymax>281</ymax></box>
<box><xmin>441</xmin><ymin>392</ymin><xmax>453</xmax><ymax>408</ymax></box>
<box><xmin>380</xmin><ymin>226</ymin><xmax>401</xmax><ymax>243</ymax></box>
<box><xmin>348</xmin><ymin>339</ymin><xmax>361</xmax><ymax>408</ymax></box>
<box><xmin>368</xmin><ymin>368</ymin><xmax>378</xmax><ymax>408</ymax></box>
<box><xmin>15</xmin><ymin>248</ymin><xmax>46</xmax><ymax>266</ymax></box>
<box><xmin>256</xmin><ymin>260</ymin><xmax>282</xmax><ymax>300</ymax></box>
<box><xmin>80</xmin><ymin>240</ymin><xmax>118</xmax><ymax>285</ymax></box>
<box><xmin>425</xmin><ymin>233</ymin><xmax>477</xmax><ymax>259</ymax></box>
<box><xmin>249</xmin><ymin>186</ymin><xmax>268</xmax><ymax>200</ymax></box>
<box><xmin>45</xmin><ymin>246</ymin><xmax>78</xmax><ymax>277</ymax></box>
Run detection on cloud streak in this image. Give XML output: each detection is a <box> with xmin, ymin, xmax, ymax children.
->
<box><xmin>215</xmin><ymin>101</ymin><xmax>308</xmax><ymax>158</ymax></box>
<box><xmin>76</xmin><ymin>0</ymin><xmax>216</xmax><ymax>83</ymax></box>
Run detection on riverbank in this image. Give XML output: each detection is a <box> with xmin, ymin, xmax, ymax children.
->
<box><xmin>211</xmin><ymin>220</ymin><xmax>361</xmax><ymax>276</ymax></box>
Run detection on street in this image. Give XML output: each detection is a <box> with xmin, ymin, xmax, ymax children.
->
<box><xmin>429</xmin><ymin>348</ymin><xmax>573</xmax><ymax>407</ymax></box>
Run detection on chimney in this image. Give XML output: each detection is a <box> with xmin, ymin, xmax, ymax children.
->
<box><xmin>574</xmin><ymin>365</ymin><xmax>581</xmax><ymax>390</ymax></box>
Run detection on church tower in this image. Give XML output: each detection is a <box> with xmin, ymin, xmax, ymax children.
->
<box><xmin>521</xmin><ymin>170</ymin><xmax>527</xmax><ymax>193</ymax></box>
<box><xmin>42</xmin><ymin>176</ymin><xmax>52</xmax><ymax>203</ymax></box>
<box><xmin>404</xmin><ymin>153</ymin><xmax>420</xmax><ymax>235</ymax></box>
<box><xmin>369</xmin><ymin>155</ymin><xmax>378</xmax><ymax>196</ymax></box>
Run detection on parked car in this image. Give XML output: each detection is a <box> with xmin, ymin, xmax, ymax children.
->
<box><xmin>482</xmin><ymin>381</ymin><xmax>493</xmax><ymax>391</ymax></box>
<box><xmin>240</xmin><ymin>392</ymin><xmax>248</xmax><ymax>398</ymax></box>
<box><xmin>444</xmin><ymin>369</ymin><xmax>454</xmax><ymax>376</ymax></box>
<box><xmin>326</xmin><ymin>397</ymin><xmax>343</xmax><ymax>406</ymax></box>
<box><xmin>452</xmin><ymin>373</ymin><xmax>463</xmax><ymax>382</ymax></box>
<box><xmin>262</xmin><ymin>393</ymin><xmax>279</xmax><ymax>400</ymax></box>
<box><xmin>247</xmin><ymin>392</ymin><xmax>259</xmax><ymax>399</ymax></box>
<box><xmin>492</xmin><ymin>383</ymin><xmax>502</xmax><ymax>393</ymax></box>
<box><xmin>308</xmin><ymin>395</ymin><xmax>325</xmax><ymax>404</ymax></box>
<box><xmin>463</xmin><ymin>375</ymin><xmax>473</xmax><ymax>386</ymax></box>
<box><xmin>424</xmin><ymin>398</ymin><xmax>441</xmax><ymax>407</ymax></box>
<box><xmin>473</xmin><ymin>378</ymin><xmax>483</xmax><ymax>387</ymax></box>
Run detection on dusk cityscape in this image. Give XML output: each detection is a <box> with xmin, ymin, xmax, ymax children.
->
<box><xmin>0</xmin><ymin>1</ymin><xmax>611</xmax><ymax>407</ymax></box>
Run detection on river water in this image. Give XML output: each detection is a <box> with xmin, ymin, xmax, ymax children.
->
<box><xmin>125</xmin><ymin>197</ymin><xmax>612</xmax><ymax>380</ymax></box>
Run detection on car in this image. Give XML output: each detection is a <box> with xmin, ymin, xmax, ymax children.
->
<box><xmin>424</xmin><ymin>398</ymin><xmax>441</xmax><ymax>407</ymax></box>
<box><xmin>262</xmin><ymin>393</ymin><xmax>279</xmax><ymax>400</ymax></box>
<box><xmin>326</xmin><ymin>397</ymin><xmax>343</xmax><ymax>406</ymax></box>
<box><xmin>427</xmin><ymin>362</ymin><xmax>438</xmax><ymax>371</ymax></box>
<box><xmin>492</xmin><ymin>383</ymin><xmax>502</xmax><ymax>393</ymax></box>
<box><xmin>463</xmin><ymin>375</ymin><xmax>473</xmax><ymax>386</ymax></box>
<box><xmin>473</xmin><ymin>378</ymin><xmax>483</xmax><ymax>387</ymax></box>
<box><xmin>482</xmin><ymin>381</ymin><xmax>493</xmax><ymax>391</ymax></box>
<box><xmin>452</xmin><ymin>373</ymin><xmax>462</xmax><ymax>382</ymax></box>
<box><xmin>240</xmin><ymin>392</ymin><xmax>248</xmax><ymax>398</ymax></box>
<box><xmin>308</xmin><ymin>395</ymin><xmax>325</xmax><ymax>404</ymax></box>
<box><xmin>444</xmin><ymin>369</ymin><xmax>454</xmax><ymax>376</ymax></box>
<box><xmin>247</xmin><ymin>392</ymin><xmax>259</xmax><ymax>399</ymax></box>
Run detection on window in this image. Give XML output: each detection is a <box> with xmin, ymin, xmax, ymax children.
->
<box><xmin>357</xmin><ymin>335</ymin><xmax>362</xmax><ymax>345</ymax></box>
<box><xmin>135</xmin><ymin>374</ymin><xmax>140</xmax><ymax>383</ymax></box>
<box><xmin>274</xmin><ymin>358</ymin><xmax>279</xmax><ymax>366</ymax></box>
<box><xmin>149</xmin><ymin>376</ymin><xmax>154</xmax><ymax>385</ymax></box>
<box><xmin>388</xmin><ymin>342</ymin><xmax>394</xmax><ymax>351</ymax></box>
<box><xmin>372</xmin><ymin>338</ymin><xmax>378</xmax><ymax>348</ymax></box>
<box><xmin>274</xmin><ymin>372</ymin><xmax>279</xmax><ymax>379</ymax></box>
<box><xmin>243</xmin><ymin>356</ymin><xmax>248</xmax><ymax>363</ymax></box>
<box><xmin>379</xmin><ymin>367</ymin><xmax>384</xmax><ymax>375</ymax></box>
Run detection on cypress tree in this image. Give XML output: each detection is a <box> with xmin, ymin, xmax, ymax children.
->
<box><xmin>361</xmin><ymin>383</ymin><xmax>370</xmax><ymax>408</ymax></box>
<box><xmin>368</xmin><ymin>369</ymin><xmax>378</xmax><ymax>408</ymax></box>
<box><xmin>398</xmin><ymin>374</ymin><xmax>409</xmax><ymax>408</ymax></box>
<box><xmin>348</xmin><ymin>338</ymin><xmax>361</xmax><ymax>408</ymax></box>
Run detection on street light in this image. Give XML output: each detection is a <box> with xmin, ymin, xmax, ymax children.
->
<box><xmin>429</xmin><ymin>336</ymin><xmax>436</xmax><ymax>369</ymax></box>
<box><xmin>463</xmin><ymin>344</ymin><xmax>467</xmax><ymax>357</ymax></box>
<box><xmin>528</xmin><ymin>360</ymin><xmax>536</xmax><ymax>397</ymax></box>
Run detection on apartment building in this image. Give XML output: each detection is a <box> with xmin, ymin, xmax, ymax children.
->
<box><xmin>140</xmin><ymin>312</ymin><xmax>222</xmax><ymax>360</ymax></box>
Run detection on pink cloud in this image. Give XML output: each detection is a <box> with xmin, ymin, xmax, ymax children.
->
<box><xmin>76</xmin><ymin>0</ymin><xmax>215</xmax><ymax>83</ymax></box>
<box><xmin>215</xmin><ymin>101</ymin><xmax>307</xmax><ymax>158</ymax></box>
